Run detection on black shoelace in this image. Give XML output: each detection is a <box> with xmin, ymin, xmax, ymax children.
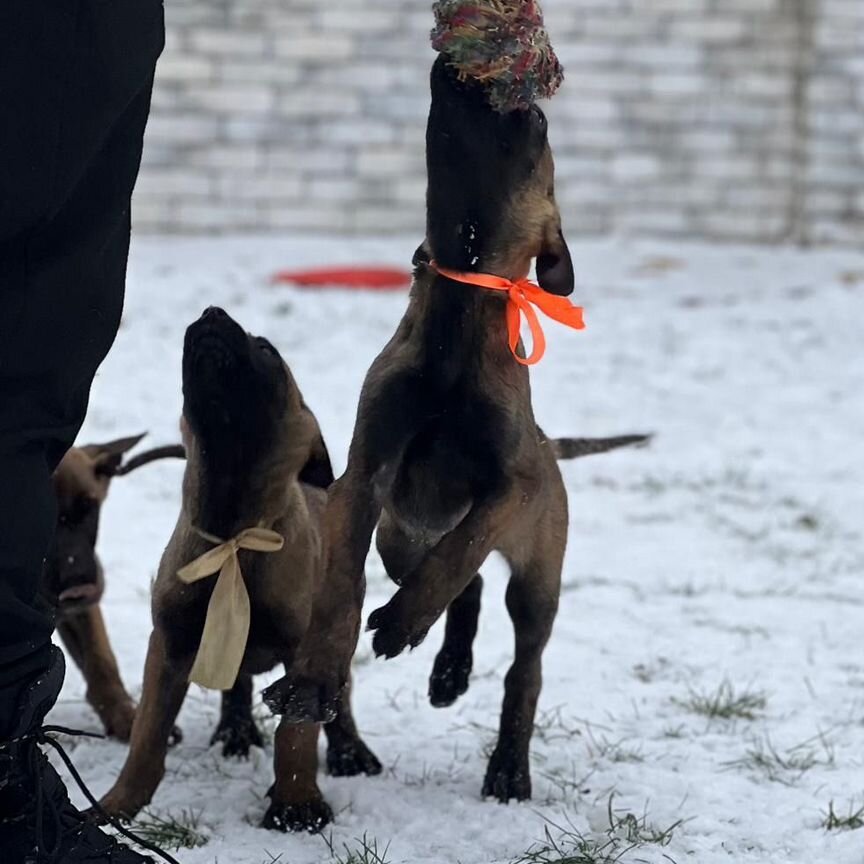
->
<box><xmin>1</xmin><ymin>725</ymin><xmax>180</xmax><ymax>864</ymax></box>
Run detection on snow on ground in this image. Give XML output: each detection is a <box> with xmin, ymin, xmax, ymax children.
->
<box><xmin>51</xmin><ymin>235</ymin><xmax>863</xmax><ymax>864</ymax></box>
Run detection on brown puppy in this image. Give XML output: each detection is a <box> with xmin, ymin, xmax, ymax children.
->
<box><xmin>48</xmin><ymin>435</ymin><xmax>183</xmax><ymax>740</ymax></box>
<box><xmin>98</xmin><ymin>307</ymin><xmax>379</xmax><ymax>833</ymax></box>
<box><xmin>322</xmin><ymin>56</ymin><xmax>599</xmax><ymax>803</ymax></box>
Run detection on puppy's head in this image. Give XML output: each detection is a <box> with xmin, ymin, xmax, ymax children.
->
<box><xmin>182</xmin><ymin>307</ymin><xmax>292</xmax><ymax>452</ymax></box>
<box><xmin>181</xmin><ymin>307</ymin><xmax>318</xmax><ymax>533</ymax></box>
<box><xmin>45</xmin><ymin>434</ymin><xmax>144</xmax><ymax>613</ymax></box>
<box><xmin>424</xmin><ymin>55</ymin><xmax>573</xmax><ymax>296</ymax></box>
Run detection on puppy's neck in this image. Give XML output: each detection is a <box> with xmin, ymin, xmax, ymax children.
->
<box><xmin>409</xmin><ymin>264</ymin><xmax>519</xmax><ymax>378</ymax></box>
<box><xmin>423</xmin><ymin>229</ymin><xmax>532</xmax><ymax>285</ymax></box>
<box><xmin>183</xmin><ymin>441</ymin><xmax>303</xmax><ymax>539</ymax></box>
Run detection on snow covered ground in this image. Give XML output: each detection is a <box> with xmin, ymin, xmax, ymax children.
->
<box><xmin>51</xmin><ymin>236</ymin><xmax>863</xmax><ymax>864</ymax></box>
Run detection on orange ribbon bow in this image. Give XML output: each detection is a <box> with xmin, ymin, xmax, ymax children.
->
<box><xmin>432</xmin><ymin>263</ymin><xmax>585</xmax><ymax>365</ymax></box>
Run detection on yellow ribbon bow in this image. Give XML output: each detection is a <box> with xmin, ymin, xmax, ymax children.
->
<box><xmin>177</xmin><ymin>526</ymin><xmax>284</xmax><ymax>691</ymax></box>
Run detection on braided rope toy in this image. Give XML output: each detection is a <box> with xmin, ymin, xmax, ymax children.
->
<box><xmin>431</xmin><ymin>0</ymin><xmax>564</xmax><ymax>113</ymax></box>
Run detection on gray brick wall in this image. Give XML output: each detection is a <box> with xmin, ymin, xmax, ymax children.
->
<box><xmin>803</xmin><ymin>0</ymin><xmax>864</xmax><ymax>244</ymax></box>
<box><xmin>134</xmin><ymin>0</ymin><xmax>864</xmax><ymax>244</ymax></box>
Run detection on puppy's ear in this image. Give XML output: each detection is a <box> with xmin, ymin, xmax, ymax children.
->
<box><xmin>85</xmin><ymin>433</ymin><xmax>147</xmax><ymax>477</ymax></box>
<box><xmin>412</xmin><ymin>241</ymin><xmax>431</xmax><ymax>268</ymax></box>
<box><xmin>299</xmin><ymin>438</ymin><xmax>336</xmax><ymax>490</ymax></box>
<box><xmin>536</xmin><ymin>230</ymin><xmax>575</xmax><ymax>297</ymax></box>
<box><xmin>54</xmin><ymin>449</ymin><xmax>108</xmax><ymax>502</ymax></box>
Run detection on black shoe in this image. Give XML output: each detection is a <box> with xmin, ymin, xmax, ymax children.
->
<box><xmin>0</xmin><ymin>647</ymin><xmax>177</xmax><ymax>864</ymax></box>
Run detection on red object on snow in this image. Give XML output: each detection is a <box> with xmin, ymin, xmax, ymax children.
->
<box><xmin>270</xmin><ymin>266</ymin><xmax>412</xmax><ymax>291</ymax></box>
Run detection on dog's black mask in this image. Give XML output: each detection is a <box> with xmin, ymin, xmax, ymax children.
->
<box><xmin>183</xmin><ymin>307</ymin><xmax>289</xmax><ymax>467</ymax></box>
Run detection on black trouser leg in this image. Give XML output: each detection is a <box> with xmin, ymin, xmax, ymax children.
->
<box><xmin>0</xmin><ymin>0</ymin><xmax>164</xmax><ymax>735</ymax></box>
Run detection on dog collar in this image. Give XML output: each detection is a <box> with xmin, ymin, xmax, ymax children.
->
<box><xmin>177</xmin><ymin>526</ymin><xmax>284</xmax><ymax>691</ymax></box>
<box><xmin>430</xmin><ymin>262</ymin><xmax>585</xmax><ymax>365</ymax></box>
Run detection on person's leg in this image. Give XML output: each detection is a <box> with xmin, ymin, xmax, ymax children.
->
<box><xmin>0</xmin><ymin>0</ymin><xmax>164</xmax><ymax>731</ymax></box>
<box><xmin>0</xmin><ymin>2</ymin><xmax>165</xmax><ymax>861</ymax></box>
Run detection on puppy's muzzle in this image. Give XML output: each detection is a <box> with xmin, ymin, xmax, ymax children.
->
<box><xmin>58</xmin><ymin>581</ymin><xmax>103</xmax><ymax>611</ymax></box>
<box><xmin>185</xmin><ymin>307</ymin><xmax>247</xmax><ymax>384</ymax></box>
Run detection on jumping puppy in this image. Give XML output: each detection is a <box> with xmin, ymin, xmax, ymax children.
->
<box><xmin>98</xmin><ymin>307</ymin><xmax>379</xmax><ymax>832</ymax></box>
<box><xmin>322</xmin><ymin>56</ymin><xmax>600</xmax><ymax>803</ymax></box>
<box><xmin>48</xmin><ymin>435</ymin><xmax>183</xmax><ymax>740</ymax></box>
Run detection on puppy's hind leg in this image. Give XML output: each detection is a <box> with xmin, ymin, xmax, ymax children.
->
<box><xmin>483</xmin><ymin>512</ymin><xmax>564</xmax><ymax>803</ymax></box>
<box><xmin>57</xmin><ymin>605</ymin><xmax>137</xmax><ymax>741</ymax></box>
<box><xmin>211</xmin><ymin>672</ymin><xmax>263</xmax><ymax>758</ymax></box>
<box><xmin>324</xmin><ymin>676</ymin><xmax>381</xmax><ymax>777</ymax></box>
<box><xmin>263</xmin><ymin>720</ymin><xmax>332</xmax><ymax>833</ymax></box>
<box><xmin>97</xmin><ymin>631</ymin><xmax>191</xmax><ymax>820</ymax></box>
<box><xmin>429</xmin><ymin>573</ymin><xmax>483</xmax><ymax>708</ymax></box>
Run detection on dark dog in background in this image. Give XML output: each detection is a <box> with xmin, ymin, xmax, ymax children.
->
<box><xmin>47</xmin><ymin>436</ymin><xmax>184</xmax><ymax>740</ymax></box>
<box><xmin>323</xmin><ymin>56</ymin><xmax>647</xmax><ymax>803</ymax></box>
<box><xmin>98</xmin><ymin>308</ymin><xmax>379</xmax><ymax>833</ymax></box>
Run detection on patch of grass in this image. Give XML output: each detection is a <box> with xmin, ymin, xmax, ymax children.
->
<box><xmin>533</xmin><ymin>706</ymin><xmax>586</xmax><ymax>745</ymax></box>
<box><xmin>632</xmin><ymin>658</ymin><xmax>671</xmax><ymax>683</ymax></box>
<box><xmin>539</xmin><ymin>764</ymin><xmax>597</xmax><ymax>804</ymax></box>
<box><xmin>661</xmin><ymin>725</ymin><xmax>686</xmax><ymax>739</ymax></box>
<box><xmin>823</xmin><ymin>800</ymin><xmax>864</xmax><ymax>832</ymax></box>
<box><xmin>324</xmin><ymin>832</ymin><xmax>391</xmax><ymax>864</ymax></box>
<box><xmin>606</xmin><ymin>797</ymin><xmax>683</xmax><ymax>850</ymax></box>
<box><xmin>674</xmin><ymin>680</ymin><xmax>766</xmax><ymax>722</ymax></box>
<box><xmin>402</xmin><ymin>758</ymin><xmax>463</xmax><ymax>788</ymax></box>
<box><xmin>511</xmin><ymin>824</ymin><xmax>625</xmax><ymax>864</ymax></box>
<box><xmin>130</xmin><ymin>808</ymin><xmax>208</xmax><ymax>851</ymax></box>
<box><xmin>585</xmin><ymin>733</ymin><xmax>644</xmax><ymax>764</ymax></box>
<box><xmin>512</xmin><ymin>798</ymin><xmax>682</xmax><ymax>864</ymax></box>
<box><xmin>725</xmin><ymin>734</ymin><xmax>835</xmax><ymax>785</ymax></box>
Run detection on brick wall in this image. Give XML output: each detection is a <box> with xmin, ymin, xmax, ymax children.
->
<box><xmin>134</xmin><ymin>0</ymin><xmax>864</xmax><ymax>244</ymax></box>
<box><xmin>803</xmin><ymin>0</ymin><xmax>864</xmax><ymax>243</ymax></box>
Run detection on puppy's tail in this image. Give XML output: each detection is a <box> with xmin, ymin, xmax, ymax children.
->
<box><xmin>114</xmin><ymin>444</ymin><xmax>186</xmax><ymax>476</ymax></box>
<box><xmin>551</xmin><ymin>434</ymin><xmax>652</xmax><ymax>461</ymax></box>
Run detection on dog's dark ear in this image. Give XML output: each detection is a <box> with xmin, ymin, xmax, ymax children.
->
<box><xmin>412</xmin><ymin>242</ymin><xmax>431</xmax><ymax>268</ymax></box>
<box><xmin>536</xmin><ymin>230</ymin><xmax>575</xmax><ymax>297</ymax></box>
<box><xmin>85</xmin><ymin>433</ymin><xmax>147</xmax><ymax>476</ymax></box>
<box><xmin>299</xmin><ymin>438</ymin><xmax>336</xmax><ymax>491</ymax></box>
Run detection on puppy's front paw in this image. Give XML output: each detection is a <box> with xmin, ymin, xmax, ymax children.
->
<box><xmin>367</xmin><ymin>601</ymin><xmax>429</xmax><ymax>659</ymax></box>
<box><xmin>261</xmin><ymin>675</ymin><xmax>338</xmax><ymax>724</ymax></box>
<box><xmin>326</xmin><ymin>737</ymin><xmax>382</xmax><ymax>777</ymax></box>
<box><xmin>261</xmin><ymin>797</ymin><xmax>333</xmax><ymax>834</ymax></box>
<box><xmin>211</xmin><ymin>717</ymin><xmax>263</xmax><ymax>758</ymax></box>
<box><xmin>482</xmin><ymin>746</ymin><xmax>531</xmax><ymax>803</ymax></box>
<box><xmin>99</xmin><ymin>700</ymin><xmax>136</xmax><ymax>742</ymax></box>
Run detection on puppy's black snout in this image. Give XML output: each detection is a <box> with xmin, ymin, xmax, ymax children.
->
<box><xmin>202</xmin><ymin>306</ymin><xmax>227</xmax><ymax>320</ymax></box>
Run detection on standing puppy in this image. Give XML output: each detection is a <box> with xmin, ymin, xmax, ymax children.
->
<box><xmin>323</xmin><ymin>55</ymin><xmax>583</xmax><ymax>803</ymax></box>
<box><xmin>48</xmin><ymin>435</ymin><xmax>183</xmax><ymax>740</ymax></box>
<box><xmin>98</xmin><ymin>307</ymin><xmax>378</xmax><ymax>832</ymax></box>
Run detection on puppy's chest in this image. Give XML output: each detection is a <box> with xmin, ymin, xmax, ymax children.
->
<box><xmin>159</xmin><ymin>545</ymin><xmax>318</xmax><ymax>665</ymax></box>
<box><xmin>383</xmin><ymin>389</ymin><xmax>519</xmax><ymax>532</ymax></box>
